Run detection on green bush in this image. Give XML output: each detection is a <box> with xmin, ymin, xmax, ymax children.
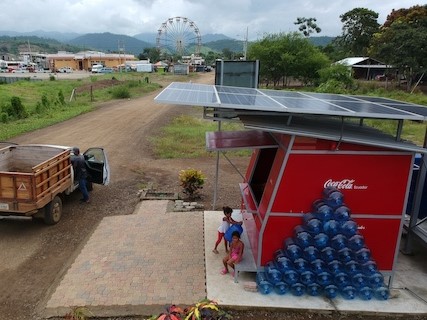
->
<box><xmin>35</xmin><ymin>94</ymin><xmax>51</xmax><ymax>114</ymax></box>
<box><xmin>57</xmin><ymin>90</ymin><xmax>65</xmax><ymax>105</ymax></box>
<box><xmin>111</xmin><ymin>86</ymin><xmax>131</xmax><ymax>99</ymax></box>
<box><xmin>5</xmin><ymin>96</ymin><xmax>27</xmax><ymax>119</ymax></box>
<box><xmin>178</xmin><ymin>168</ymin><xmax>205</xmax><ymax>200</ymax></box>
<box><xmin>49</xmin><ymin>75</ymin><xmax>55</xmax><ymax>81</ymax></box>
<box><xmin>0</xmin><ymin>112</ymin><xmax>8</xmax><ymax>123</ymax></box>
<box><xmin>318</xmin><ymin>64</ymin><xmax>354</xmax><ymax>89</ymax></box>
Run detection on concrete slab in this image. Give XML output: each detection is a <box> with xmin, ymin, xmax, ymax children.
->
<box><xmin>42</xmin><ymin>203</ymin><xmax>427</xmax><ymax>318</ymax></box>
<box><xmin>205</xmin><ymin>210</ymin><xmax>427</xmax><ymax>316</ymax></box>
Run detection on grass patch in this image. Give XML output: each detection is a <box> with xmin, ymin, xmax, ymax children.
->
<box><xmin>151</xmin><ymin>114</ymin><xmax>251</xmax><ymax>159</ymax></box>
<box><xmin>0</xmin><ymin>72</ymin><xmax>182</xmax><ymax>140</ymax></box>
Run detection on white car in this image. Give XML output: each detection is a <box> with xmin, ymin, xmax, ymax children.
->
<box><xmin>58</xmin><ymin>67</ymin><xmax>73</xmax><ymax>73</ymax></box>
<box><xmin>12</xmin><ymin>68</ymin><xmax>29</xmax><ymax>73</ymax></box>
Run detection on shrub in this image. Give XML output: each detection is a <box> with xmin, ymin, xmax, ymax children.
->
<box><xmin>317</xmin><ymin>64</ymin><xmax>354</xmax><ymax>89</ymax></box>
<box><xmin>35</xmin><ymin>94</ymin><xmax>50</xmax><ymax>114</ymax></box>
<box><xmin>49</xmin><ymin>75</ymin><xmax>55</xmax><ymax>81</ymax></box>
<box><xmin>58</xmin><ymin>89</ymin><xmax>66</xmax><ymax>105</ymax></box>
<box><xmin>111</xmin><ymin>86</ymin><xmax>131</xmax><ymax>99</ymax></box>
<box><xmin>0</xmin><ymin>112</ymin><xmax>8</xmax><ymax>123</ymax></box>
<box><xmin>179</xmin><ymin>168</ymin><xmax>205</xmax><ymax>200</ymax></box>
<box><xmin>5</xmin><ymin>96</ymin><xmax>27</xmax><ymax>119</ymax></box>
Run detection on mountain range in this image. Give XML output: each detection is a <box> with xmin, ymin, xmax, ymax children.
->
<box><xmin>0</xmin><ymin>30</ymin><xmax>334</xmax><ymax>55</ymax></box>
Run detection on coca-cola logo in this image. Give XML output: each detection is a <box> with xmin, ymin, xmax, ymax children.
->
<box><xmin>324</xmin><ymin>179</ymin><xmax>355</xmax><ymax>189</ymax></box>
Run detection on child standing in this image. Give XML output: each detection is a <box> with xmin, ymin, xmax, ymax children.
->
<box><xmin>213</xmin><ymin>206</ymin><xmax>242</xmax><ymax>254</ymax></box>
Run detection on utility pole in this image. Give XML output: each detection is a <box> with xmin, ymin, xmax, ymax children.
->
<box><xmin>243</xmin><ymin>26</ymin><xmax>248</xmax><ymax>61</ymax></box>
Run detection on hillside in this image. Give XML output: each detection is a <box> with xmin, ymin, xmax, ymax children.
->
<box><xmin>68</xmin><ymin>32</ymin><xmax>152</xmax><ymax>54</ymax></box>
<box><xmin>0</xmin><ymin>35</ymin><xmax>82</xmax><ymax>55</ymax></box>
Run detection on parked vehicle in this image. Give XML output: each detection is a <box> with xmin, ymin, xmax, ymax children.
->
<box><xmin>99</xmin><ymin>67</ymin><xmax>114</xmax><ymax>73</ymax></box>
<box><xmin>91</xmin><ymin>64</ymin><xmax>104</xmax><ymax>73</ymax></box>
<box><xmin>0</xmin><ymin>144</ymin><xmax>110</xmax><ymax>225</ymax></box>
<box><xmin>11</xmin><ymin>68</ymin><xmax>29</xmax><ymax>73</ymax></box>
<box><xmin>58</xmin><ymin>67</ymin><xmax>73</xmax><ymax>73</ymax></box>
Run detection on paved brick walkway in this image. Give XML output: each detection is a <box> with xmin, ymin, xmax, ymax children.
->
<box><xmin>45</xmin><ymin>200</ymin><xmax>206</xmax><ymax>317</ymax></box>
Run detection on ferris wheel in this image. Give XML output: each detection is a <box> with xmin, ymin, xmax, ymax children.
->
<box><xmin>156</xmin><ymin>16</ymin><xmax>202</xmax><ymax>57</ymax></box>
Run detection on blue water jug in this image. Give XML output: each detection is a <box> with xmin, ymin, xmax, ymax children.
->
<box><xmin>348</xmin><ymin>234</ymin><xmax>365</xmax><ymax>251</ymax></box>
<box><xmin>256</xmin><ymin>272</ymin><xmax>273</xmax><ymax>295</ymax></box>
<box><xmin>265</xmin><ymin>261</ymin><xmax>282</xmax><ymax>284</ymax></box>
<box><xmin>273</xmin><ymin>248</ymin><xmax>286</xmax><ymax>260</ymax></box>
<box><xmin>294</xmin><ymin>225</ymin><xmax>313</xmax><ymax>248</ymax></box>
<box><xmin>321</xmin><ymin>246</ymin><xmax>337</xmax><ymax>263</ymax></box>
<box><xmin>361</xmin><ymin>260</ymin><xmax>378</xmax><ymax>275</ymax></box>
<box><xmin>334</xmin><ymin>272</ymin><xmax>351</xmax><ymax>289</ymax></box>
<box><xmin>303</xmin><ymin>246</ymin><xmax>320</xmax><ymax>262</ymax></box>
<box><xmin>317</xmin><ymin>271</ymin><xmax>333</xmax><ymax>286</ymax></box>
<box><xmin>328</xmin><ymin>260</ymin><xmax>345</xmax><ymax>274</ymax></box>
<box><xmin>313</xmin><ymin>233</ymin><xmax>329</xmax><ymax>249</ymax></box>
<box><xmin>324</xmin><ymin>284</ymin><xmax>339</xmax><ymax>299</ymax></box>
<box><xmin>374</xmin><ymin>286</ymin><xmax>390</xmax><ymax>300</ymax></box>
<box><xmin>290</xmin><ymin>282</ymin><xmax>306</xmax><ymax>296</ymax></box>
<box><xmin>311</xmin><ymin>258</ymin><xmax>327</xmax><ymax>274</ymax></box>
<box><xmin>300</xmin><ymin>270</ymin><xmax>316</xmax><ymax>285</ymax></box>
<box><xmin>368</xmin><ymin>272</ymin><xmax>385</xmax><ymax>289</ymax></box>
<box><xmin>275</xmin><ymin>255</ymin><xmax>294</xmax><ymax>273</ymax></box>
<box><xmin>224</xmin><ymin>224</ymin><xmax>243</xmax><ymax>242</ymax></box>
<box><xmin>352</xmin><ymin>272</ymin><xmax>368</xmax><ymax>289</ymax></box>
<box><xmin>331</xmin><ymin>234</ymin><xmax>348</xmax><ymax>250</ymax></box>
<box><xmin>337</xmin><ymin>247</ymin><xmax>354</xmax><ymax>263</ymax></box>
<box><xmin>323</xmin><ymin>219</ymin><xmax>340</xmax><ymax>237</ymax></box>
<box><xmin>340</xmin><ymin>285</ymin><xmax>357</xmax><ymax>300</ymax></box>
<box><xmin>283</xmin><ymin>269</ymin><xmax>299</xmax><ymax>285</ymax></box>
<box><xmin>325</xmin><ymin>189</ymin><xmax>344</xmax><ymax>209</ymax></box>
<box><xmin>340</xmin><ymin>220</ymin><xmax>358</xmax><ymax>237</ymax></box>
<box><xmin>284</xmin><ymin>238</ymin><xmax>303</xmax><ymax>261</ymax></box>
<box><xmin>359</xmin><ymin>286</ymin><xmax>374</xmax><ymax>300</ymax></box>
<box><xmin>302</xmin><ymin>212</ymin><xmax>320</xmax><ymax>225</ymax></box>
<box><xmin>305</xmin><ymin>217</ymin><xmax>322</xmax><ymax>235</ymax></box>
<box><xmin>355</xmin><ymin>247</ymin><xmax>371</xmax><ymax>264</ymax></box>
<box><xmin>307</xmin><ymin>283</ymin><xmax>322</xmax><ymax>296</ymax></box>
<box><xmin>345</xmin><ymin>260</ymin><xmax>362</xmax><ymax>275</ymax></box>
<box><xmin>293</xmin><ymin>258</ymin><xmax>310</xmax><ymax>272</ymax></box>
<box><xmin>274</xmin><ymin>281</ymin><xmax>289</xmax><ymax>295</ymax></box>
<box><xmin>334</xmin><ymin>205</ymin><xmax>351</xmax><ymax>221</ymax></box>
<box><xmin>313</xmin><ymin>200</ymin><xmax>333</xmax><ymax>221</ymax></box>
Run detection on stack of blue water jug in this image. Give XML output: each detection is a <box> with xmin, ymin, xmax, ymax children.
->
<box><xmin>256</xmin><ymin>186</ymin><xmax>390</xmax><ymax>300</ymax></box>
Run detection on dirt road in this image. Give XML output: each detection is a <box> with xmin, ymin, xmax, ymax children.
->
<box><xmin>0</xmin><ymin>72</ymin><xmax>248</xmax><ymax>319</ymax></box>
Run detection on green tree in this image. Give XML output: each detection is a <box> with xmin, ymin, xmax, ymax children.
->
<box><xmin>138</xmin><ymin>47</ymin><xmax>161</xmax><ymax>63</ymax></box>
<box><xmin>247</xmin><ymin>32</ymin><xmax>330</xmax><ymax>87</ymax></box>
<box><xmin>294</xmin><ymin>17</ymin><xmax>321</xmax><ymax>37</ymax></box>
<box><xmin>337</xmin><ymin>8</ymin><xmax>380</xmax><ymax>56</ymax></box>
<box><xmin>369</xmin><ymin>5</ymin><xmax>427</xmax><ymax>90</ymax></box>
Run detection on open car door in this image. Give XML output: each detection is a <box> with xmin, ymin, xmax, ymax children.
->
<box><xmin>83</xmin><ymin>147</ymin><xmax>110</xmax><ymax>185</ymax></box>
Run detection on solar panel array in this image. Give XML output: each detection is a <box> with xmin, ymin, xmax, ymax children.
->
<box><xmin>154</xmin><ymin>82</ymin><xmax>427</xmax><ymax>121</ymax></box>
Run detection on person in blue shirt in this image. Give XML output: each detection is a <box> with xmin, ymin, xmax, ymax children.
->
<box><xmin>71</xmin><ymin>147</ymin><xmax>89</xmax><ymax>203</ymax></box>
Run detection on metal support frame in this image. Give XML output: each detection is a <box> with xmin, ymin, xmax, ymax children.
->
<box><xmin>403</xmin><ymin>126</ymin><xmax>427</xmax><ymax>254</ymax></box>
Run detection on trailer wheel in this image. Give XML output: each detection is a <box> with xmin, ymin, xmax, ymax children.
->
<box><xmin>44</xmin><ymin>196</ymin><xmax>62</xmax><ymax>225</ymax></box>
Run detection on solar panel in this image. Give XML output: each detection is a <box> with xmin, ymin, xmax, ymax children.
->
<box><xmin>154</xmin><ymin>82</ymin><xmax>427</xmax><ymax>121</ymax></box>
<box><xmin>154</xmin><ymin>83</ymin><xmax>219</xmax><ymax>106</ymax></box>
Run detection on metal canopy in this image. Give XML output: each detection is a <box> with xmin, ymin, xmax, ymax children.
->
<box><xmin>240</xmin><ymin>115</ymin><xmax>427</xmax><ymax>154</ymax></box>
<box><xmin>154</xmin><ymin>82</ymin><xmax>427</xmax><ymax>121</ymax></box>
<box><xmin>206</xmin><ymin>130</ymin><xmax>278</xmax><ymax>151</ymax></box>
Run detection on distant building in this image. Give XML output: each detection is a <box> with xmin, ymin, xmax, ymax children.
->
<box><xmin>45</xmin><ymin>51</ymin><xmax>136</xmax><ymax>71</ymax></box>
<box><xmin>335</xmin><ymin>57</ymin><xmax>394</xmax><ymax>80</ymax></box>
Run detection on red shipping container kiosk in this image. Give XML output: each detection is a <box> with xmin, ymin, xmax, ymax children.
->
<box><xmin>155</xmin><ymin>83</ymin><xmax>427</xmax><ymax>285</ymax></box>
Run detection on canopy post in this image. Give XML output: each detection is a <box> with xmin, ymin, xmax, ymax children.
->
<box><xmin>212</xmin><ymin>120</ymin><xmax>222</xmax><ymax>210</ymax></box>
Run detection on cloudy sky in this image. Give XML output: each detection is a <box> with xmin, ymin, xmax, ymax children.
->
<box><xmin>0</xmin><ymin>0</ymin><xmax>423</xmax><ymax>39</ymax></box>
